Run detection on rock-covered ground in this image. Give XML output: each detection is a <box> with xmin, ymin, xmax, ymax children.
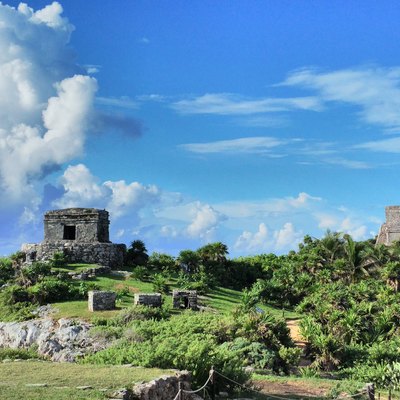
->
<box><xmin>0</xmin><ymin>316</ymin><xmax>103</xmax><ymax>362</ymax></box>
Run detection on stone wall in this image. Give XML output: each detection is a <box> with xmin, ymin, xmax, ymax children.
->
<box><xmin>134</xmin><ymin>293</ymin><xmax>162</xmax><ymax>307</ymax></box>
<box><xmin>130</xmin><ymin>371</ymin><xmax>200</xmax><ymax>400</ymax></box>
<box><xmin>44</xmin><ymin>208</ymin><xmax>110</xmax><ymax>243</ymax></box>
<box><xmin>21</xmin><ymin>242</ymin><xmax>126</xmax><ymax>268</ymax></box>
<box><xmin>88</xmin><ymin>291</ymin><xmax>116</xmax><ymax>311</ymax></box>
<box><xmin>172</xmin><ymin>290</ymin><xmax>198</xmax><ymax>310</ymax></box>
<box><xmin>377</xmin><ymin>206</ymin><xmax>400</xmax><ymax>245</ymax></box>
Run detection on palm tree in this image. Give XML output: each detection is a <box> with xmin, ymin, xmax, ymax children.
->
<box><xmin>197</xmin><ymin>242</ymin><xmax>228</xmax><ymax>264</ymax></box>
<box><xmin>177</xmin><ymin>250</ymin><xmax>200</xmax><ymax>274</ymax></box>
<box><xmin>343</xmin><ymin>235</ymin><xmax>369</xmax><ymax>283</ymax></box>
<box><xmin>319</xmin><ymin>230</ymin><xmax>344</xmax><ymax>265</ymax></box>
<box><xmin>126</xmin><ymin>239</ymin><xmax>149</xmax><ymax>266</ymax></box>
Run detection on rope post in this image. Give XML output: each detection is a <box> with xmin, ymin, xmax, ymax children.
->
<box><xmin>210</xmin><ymin>365</ymin><xmax>216</xmax><ymax>400</ymax></box>
<box><xmin>366</xmin><ymin>383</ymin><xmax>375</xmax><ymax>400</ymax></box>
<box><xmin>178</xmin><ymin>381</ymin><xmax>183</xmax><ymax>400</ymax></box>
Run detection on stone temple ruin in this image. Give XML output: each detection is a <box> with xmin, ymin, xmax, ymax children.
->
<box><xmin>172</xmin><ymin>290</ymin><xmax>198</xmax><ymax>310</ymax></box>
<box><xmin>376</xmin><ymin>206</ymin><xmax>400</xmax><ymax>246</ymax></box>
<box><xmin>22</xmin><ymin>208</ymin><xmax>126</xmax><ymax>268</ymax></box>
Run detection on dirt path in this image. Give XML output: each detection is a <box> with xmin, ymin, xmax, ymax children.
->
<box><xmin>286</xmin><ymin>319</ymin><xmax>311</xmax><ymax>367</ymax></box>
<box><xmin>254</xmin><ymin>379</ymin><xmax>332</xmax><ymax>398</ymax></box>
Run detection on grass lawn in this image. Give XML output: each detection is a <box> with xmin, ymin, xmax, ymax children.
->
<box><xmin>52</xmin><ymin>263</ymin><xmax>99</xmax><ymax>273</ymax></box>
<box><xmin>0</xmin><ymin>361</ymin><xmax>173</xmax><ymax>400</ymax></box>
<box><xmin>50</xmin><ymin>264</ymin><xmax>300</xmax><ymax>320</ymax></box>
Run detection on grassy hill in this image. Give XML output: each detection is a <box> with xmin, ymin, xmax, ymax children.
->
<box><xmin>50</xmin><ymin>264</ymin><xmax>299</xmax><ymax>320</ymax></box>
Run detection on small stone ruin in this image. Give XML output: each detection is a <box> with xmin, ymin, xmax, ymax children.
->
<box><xmin>134</xmin><ymin>293</ymin><xmax>162</xmax><ymax>307</ymax></box>
<box><xmin>88</xmin><ymin>290</ymin><xmax>116</xmax><ymax>311</ymax></box>
<box><xmin>377</xmin><ymin>206</ymin><xmax>400</xmax><ymax>246</ymax></box>
<box><xmin>172</xmin><ymin>290</ymin><xmax>198</xmax><ymax>310</ymax></box>
<box><xmin>21</xmin><ymin>208</ymin><xmax>126</xmax><ymax>268</ymax></box>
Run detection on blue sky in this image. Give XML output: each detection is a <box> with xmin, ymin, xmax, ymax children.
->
<box><xmin>1</xmin><ymin>1</ymin><xmax>400</xmax><ymax>257</ymax></box>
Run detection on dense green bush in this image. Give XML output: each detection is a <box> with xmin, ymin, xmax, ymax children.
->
<box><xmin>84</xmin><ymin>310</ymin><xmax>297</xmax><ymax>384</ymax></box>
<box><xmin>0</xmin><ymin>347</ymin><xmax>41</xmax><ymax>361</ymax></box>
<box><xmin>0</xmin><ymin>257</ymin><xmax>14</xmax><ymax>284</ymax></box>
<box><xmin>28</xmin><ymin>278</ymin><xmax>77</xmax><ymax>304</ymax></box>
<box><xmin>152</xmin><ymin>273</ymin><xmax>169</xmax><ymax>294</ymax></box>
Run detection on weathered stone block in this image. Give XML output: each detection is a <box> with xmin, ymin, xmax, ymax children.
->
<box><xmin>172</xmin><ymin>290</ymin><xmax>197</xmax><ymax>310</ymax></box>
<box><xmin>134</xmin><ymin>293</ymin><xmax>162</xmax><ymax>307</ymax></box>
<box><xmin>88</xmin><ymin>290</ymin><xmax>116</xmax><ymax>312</ymax></box>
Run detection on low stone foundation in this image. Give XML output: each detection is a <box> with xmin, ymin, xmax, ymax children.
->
<box><xmin>131</xmin><ymin>371</ymin><xmax>199</xmax><ymax>400</ymax></box>
<box><xmin>88</xmin><ymin>290</ymin><xmax>116</xmax><ymax>311</ymax></box>
<box><xmin>134</xmin><ymin>293</ymin><xmax>162</xmax><ymax>307</ymax></box>
<box><xmin>22</xmin><ymin>241</ymin><xmax>126</xmax><ymax>268</ymax></box>
<box><xmin>172</xmin><ymin>290</ymin><xmax>198</xmax><ymax>310</ymax></box>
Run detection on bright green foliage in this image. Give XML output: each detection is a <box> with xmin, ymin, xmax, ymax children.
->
<box><xmin>49</xmin><ymin>252</ymin><xmax>68</xmax><ymax>269</ymax></box>
<box><xmin>147</xmin><ymin>252</ymin><xmax>176</xmax><ymax>274</ymax></box>
<box><xmin>0</xmin><ymin>346</ymin><xmax>41</xmax><ymax>361</ymax></box>
<box><xmin>152</xmin><ymin>273</ymin><xmax>169</xmax><ymax>294</ymax></box>
<box><xmin>0</xmin><ymin>257</ymin><xmax>14</xmax><ymax>284</ymax></box>
<box><xmin>84</xmin><ymin>310</ymin><xmax>295</xmax><ymax>385</ymax></box>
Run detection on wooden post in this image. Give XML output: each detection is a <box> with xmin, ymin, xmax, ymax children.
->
<box><xmin>389</xmin><ymin>388</ymin><xmax>392</xmax><ymax>400</ymax></box>
<box><xmin>178</xmin><ymin>381</ymin><xmax>182</xmax><ymax>400</ymax></box>
<box><xmin>210</xmin><ymin>365</ymin><xmax>216</xmax><ymax>400</ymax></box>
<box><xmin>366</xmin><ymin>383</ymin><xmax>375</xmax><ymax>400</ymax></box>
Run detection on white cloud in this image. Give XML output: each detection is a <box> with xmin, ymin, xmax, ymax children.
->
<box><xmin>186</xmin><ymin>202</ymin><xmax>225</xmax><ymax>240</ymax></box>
<box><xmin>356</xmin><ymin>137</ymin><xmax>400</xmax><ymax>153</ymax></box>
<box><xmin>104</xmin><ymin>180</ymin><xmax>160</xmax><ymax>218</ymax></box>
<box><xmin>0</xmin><ymin>74</ymin><xmax>97</xmax><ymax>202</ymax></box>
<box><xmin>274</xmin><ymin>222</ymin><xmax>303</xmax><ymax>250</ymax></box>
<box><xmin>96</xmin><ymin>96</ymin><xmax>138</xmax><ymax>110</ymax></box>
<box><xmin>216</xmin><ymin>192</ymin><xmax>321</xmax><ymax>218</ymax></box>
<box><xmin>324</xmin><ymin>157</ymin><xmax>371</xmax><ymax>169</ymax></box>
<box><xmin>0</xmin><ymin>2</ymin><xmax>96</xmax><ymax>207</ymax></box>
<box><xmin>172</xmin><ymin>93</ymin><xmax>322</xmax><ymax>115</ymax></box>
<box><xmin>54</xmin><ymin>164</ymin><xmax>107</xmax><ymax>208</ymax></box>
<box><xmin>54</xmin><ymin>164</ymin><xmax>161</xmax><ymax>219</ymax></box>
<box><xmin>283</xmin><ymin>66</ymin><xmax>400</xmax><ymax>131</ymax></box>
<box><xmin>181</xmin><ymin>136</ymin><xmax>287</xmax><ymax>154</ymax></box>
<box><xmin>235</xmin><ymin>222</ymin><xmax>303</xmax><ymax>253</ymax></box>
<box><xmin>314</xmin><ymin>212</ymin><xmax>368</xmax><ymax>241</ymax></box>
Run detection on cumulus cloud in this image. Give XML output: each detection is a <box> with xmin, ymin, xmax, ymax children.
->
<box><xmin>54</xmin><ymin>164</ymin><xmax>161</xmax><ymax>220</ymax></box>
<box><xmin>315</xmin><ymin>213</ymin><xmax>368</xmax><ymax>241</ymax></box>
<box><xmin>0</xmin><ymin>2</ymin><xmax>97</xmax><ymax>207</ymax></box>
<box><xmin>186</xmin><ymin>202</ymin><xmax>225</xmax><ymax>239</ymax></box>
<box><xmin>0</xmin><ymin>74</ymin><xmax>97</xmax><ymax>202</ymax></box>
<box><xmin>235</xmin><ymin>222</ymin><xmax>303</xmax><ymax>253</ymax></box>
<box><xmin>0</xmin><ymin>2</ymin><xmax>142</xmax><ymax>211</ymax></box>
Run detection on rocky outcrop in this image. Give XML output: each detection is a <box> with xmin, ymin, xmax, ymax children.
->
<box><xmin>0</xmin><ymin>318</ymin><xmax>104</xmax><ymax>361</ymax></box>
<box><xmin>130</xmin><ymin>371</ymin><xmax>201</xmax><ymax>400</ymax></box>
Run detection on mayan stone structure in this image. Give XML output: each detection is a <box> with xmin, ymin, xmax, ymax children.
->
<box><xmin>172</xmin><ymin>290</ymin><xmax>198</xmax><ymax>310</ymax></box>
<box><xmin>21</xmin><ymin>208</ymin><xmax>126</xmax><ymax>268</ymax></box>
<box><xmin>376</xmin><ymin>206</ymin><xmax>400</xmax><ymax>246</ymax></box>
<box><xmin>134</xmin><ymin>293</ymin><xmax>162</xmax><ymax>307</ymax></box>
<box><xmin>88</xmin><ymin>290</ymin><xmax>116</xmax><ymax>311</ymax></box>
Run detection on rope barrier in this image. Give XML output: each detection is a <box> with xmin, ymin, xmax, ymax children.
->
<box><xmin>335</xmin><ymin>390</ymin><xmax>368</xmax><ymax>399</ymax></box>
<box><xmin>215</xmin><ymin>370</ymin><xmax>295</xmax><ymax>400</ymax></box>
<box><xmin>173</xmin><ymin>368</ymin><xmax>369</xmax><ymax>400</ymax></box>
<box><xmin>182</xmin><ymin>371</ymin><xmax>213</xmax><ymax>394</ymax></box>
